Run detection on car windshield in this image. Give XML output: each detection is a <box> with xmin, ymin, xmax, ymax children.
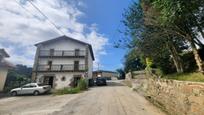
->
<box><xmin>97</xmin><ymin>77</ymin><xmax>105</xmax><ymax>80</ymax></box>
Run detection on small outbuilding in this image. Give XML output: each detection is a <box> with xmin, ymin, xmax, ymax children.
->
<box><xmin>0</xmin><ymin>49</ymin><xmax>14</xmax><ymax>91</ymax></box>
<box><xmin>93</xmin><ymin>70</ymin><xmax>119</xmax><ymax>80</ymax></box>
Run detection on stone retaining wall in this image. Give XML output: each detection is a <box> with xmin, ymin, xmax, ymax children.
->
<box><xmin>138</xmin><ymin>78</ymin><xmax>204</xmax><ymax>115</ymax></box>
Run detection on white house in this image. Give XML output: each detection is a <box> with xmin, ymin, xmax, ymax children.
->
<box><xmin>32</xmin><ymin>35</ymin><xmax>94</xmax><ymax>89</ymax></box>
<box><xmin>0</xmin><ymin>49</ymin><xmax>13</xmax><ymax>91</ymax></box>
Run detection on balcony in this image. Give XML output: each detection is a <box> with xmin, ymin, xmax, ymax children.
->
<box><xmin>36</xmin><ymin>64</ymin><xmax>86</xmax><ymax>72</ymax></box>
<box><xmin>39</xmin><ymin>50</ymin><xmax>86</xmax><ymax>58</ymax></box>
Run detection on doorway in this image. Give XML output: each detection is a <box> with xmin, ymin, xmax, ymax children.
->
<box><xmin>43</xmin><ymin>76</ymin><xmax>54</xmax><ymax>88</ymax></box>
<box><xmin>73</xmin><ymin>75</ymin><xmax>82</xmax><ymax>87</ymax></box>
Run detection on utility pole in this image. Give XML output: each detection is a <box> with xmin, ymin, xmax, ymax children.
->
<box><xmin>97</xmin><ymin>63</ymin><xmax>100</xmax><ymax>71</ymax></box>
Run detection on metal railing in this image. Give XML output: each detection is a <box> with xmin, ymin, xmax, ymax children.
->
<box><xmin>39</xmin><ymin>50</ymin><xmax>86</xmax><ymax>57</ymax></box>
<box><xmin>37</xmin><ymin>64</ymin><xmax>86</xmax><ymax>72</ymax></box>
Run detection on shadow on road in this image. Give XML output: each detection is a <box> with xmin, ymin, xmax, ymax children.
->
<box><xmin>90</xmin><ymin>80</ymin><xmax>125</xmax><ymax>88</ymax></box>
<box><xmin>107</xmin><ymin>81</ymin><xmax>124</xmax><ymax>87</ymax></box>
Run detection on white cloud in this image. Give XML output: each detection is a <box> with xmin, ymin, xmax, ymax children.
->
<box><xmin>0</xmin><ymin>0</ymin><xmax>108</xmax><ymax>68</ymax></box>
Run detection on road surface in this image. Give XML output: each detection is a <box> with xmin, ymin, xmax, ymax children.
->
<box><xmin>0</xmin><ymin>80</ymin><xmax>165</xmax><ymax>115</ymax></box>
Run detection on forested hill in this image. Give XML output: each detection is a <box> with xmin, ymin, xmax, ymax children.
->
<box><xmin>4</xmin><ymin>64</ymin><xmax>32</xmax><ymax>91</ymax></box>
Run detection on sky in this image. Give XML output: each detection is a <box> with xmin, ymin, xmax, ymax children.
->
<box><xmin>0</xmin><ymin>0</ymin><xmax>132</xmax><ymax>71</ymax></box>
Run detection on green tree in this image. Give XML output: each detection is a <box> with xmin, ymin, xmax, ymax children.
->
<box><xmin>149</xmin><ymin>0</ymin><xmax>204</xmax><ymax>72</ymax></box>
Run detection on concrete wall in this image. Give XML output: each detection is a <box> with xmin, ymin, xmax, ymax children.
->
<box><xmin>33</xmin><ymin>38</ymin><xmax>94</xmax><ymax>89</ymax></box>
<box><xmin>40</xmin><ymin>38</ymin><xmax>86</xmax><ymax>51</ymax></box>
<box><xmin>36</xmin><ymin>72</ymin><xmax>85</xmax><ymax>89</ymax></box>
<box><xmin>130</xmin><ymin>74</ymin><xmax>204</xmax><ymax>115</ymax></box>
<box><xmin>0</xmin><ymin>67</ymin><xmax>8</xmax><ymax>91</ymax></box>
<box><xmin>37</xmin><ymin>38</ymin><xmax>86</xmax><ymax>66</ymax></box>
<box><xmin>146</xmin><ymin>79</ymin><xmax>204</xmax><ymax>115</ymax></box>
<box><xmin>38</xmin><ymin>58</ymin><xmax>85</xmax><ymax>65</ymax></box>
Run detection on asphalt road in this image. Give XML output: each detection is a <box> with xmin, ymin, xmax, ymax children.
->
<box><xmin>0</xmin><ymin>80</ymin><xmax>165</xmax><ymax>115</ymax></box>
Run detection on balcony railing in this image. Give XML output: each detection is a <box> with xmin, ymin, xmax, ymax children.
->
<box><xmin>37</xmin><ymin>64</ymin><xmax>86</xmax><ymax>72</ymax></box>
<box><xmin>39</xmin><ymin>50</ymin><xmax>86</xmax><ymax>57</ymax></box>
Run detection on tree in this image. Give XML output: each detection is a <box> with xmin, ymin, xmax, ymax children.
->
<box><xmin>121</xmin><ymin>0</ymin><xmax>204</xmax><ymax>74</ymax></box>
<box><xmin>123</xmin><ymin>48</ymin><xmax>145</xmax><ymax>72</ymax></box>
<box><xmin>150</xmin><ymin>0</ymin><xmax>204</xmax><ymax>72</ymax></box>
<box><xmin>4</xmin><ymin>64</ymin><xmax>32</xmax><ymax>91</ymax></box>
<box><xmin>116</xmin><ymin>68</ymin><xmax>125</xmax><ymax>79</ymax></box>
<box><xmin>121</xmin><ymin>1</ymin><xmax>187</xmax><ymax>73</ymax></box>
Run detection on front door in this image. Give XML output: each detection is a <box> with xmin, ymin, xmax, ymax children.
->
<box><xmin>48</xmin><ymin>61</ymin><xmax>52</xmax><ymax>71</ymax></box>
<box><xmin>43</xmin><ymin>76</ymin><xmax>54</xmax><ymax>88</ymax></box>
<box><xmin>73</xmin><ymin>75</ymin><xmax>82</xmax><ymax>87</ymax></box>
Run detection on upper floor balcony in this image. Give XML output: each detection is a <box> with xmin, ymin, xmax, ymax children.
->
<box><xmin>38</xmin><ymin>50</ymin><xmax>86</xmax><ymax>58</ymax></box>
<box><xmin>36</xmin><ymin>64</ymin><xmax>86</xmax><ymax>72</ymax></box>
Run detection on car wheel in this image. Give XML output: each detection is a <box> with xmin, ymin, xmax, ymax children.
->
<box><xmin>33</xmin><ymin>91</ymin><xmax>39</xmax><ymax>96</ymax></box>
<box><xmin>11</xmin><ymin>91</ymin><xmax>17</xmax><ymax>96</ymax></box>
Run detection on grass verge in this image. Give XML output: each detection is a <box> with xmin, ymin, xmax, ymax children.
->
<box><xmin>53</xmin><ymin>78</ymin><xmax>88</xmax><ymax>95</ymax></box>
<box><xmin>163</xmin><ymin>72</ymin><xmax>204</xmax><ymax>82</ymax></box>
<box><xmin>53</xmin><ymin>87</ymin><xmax>81</xmax><ymax>95</ymax></box>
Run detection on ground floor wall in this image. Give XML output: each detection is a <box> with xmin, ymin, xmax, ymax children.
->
<box><xmin>36</xmin><ymin>72</ymin><xmax>86</xmax><ymax>89</ymax></box>
<box><xmin>0</xmin><ymin>68</ymin><xmax>8</xmax><ymax>91</ymax></box>
<box><xmin>127</xmin><ymin>72</ymin><xmax>204</xmax><ymax>115</ymax></box>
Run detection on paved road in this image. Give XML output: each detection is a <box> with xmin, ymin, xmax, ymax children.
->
<box><xmin>0</xmin><ymin>80</ymin><xmax>165</xmax><ymax>115</ymax></box>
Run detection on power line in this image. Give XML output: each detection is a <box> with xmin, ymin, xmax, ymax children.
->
<box><xmin>27</xmin><ymin>0</ymin><xmax>65</xmax><ymax>35</ymax></box>
<box><xmin>15</xmin><ymin>0</ymin><xmax>65</xmax><ymax>35</ymax></box>
<box><xmin>14</xmin><ymin>0</ymin><xmax>36</xmax><ymax>17</ymax></box>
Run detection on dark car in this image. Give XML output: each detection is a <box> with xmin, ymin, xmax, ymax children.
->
<box><xmin>95</xmin><ymin>77</ymin><xmax>107</xmax><ymax>86</ymax></box>
<box><xmin>88</xmin><ymin>78</ymin><xmax>95</xmax><ymax>87</ymax></box>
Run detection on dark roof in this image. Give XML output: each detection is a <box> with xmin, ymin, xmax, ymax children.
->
<box><xmin>35</xmin><ymin>35</ymin><xmax>95</xmax><ymax>60</ymax></box>
<box><xmin>0</xmin><ymin>49</ymin><xmax>10</xmax><ymax>57</ymax></box>
<box><xmin>93</xmin><ymin>70</ymin><xmax>118</xmax><ymax>74</ymax></box>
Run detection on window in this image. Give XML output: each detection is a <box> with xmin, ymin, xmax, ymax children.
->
<box><xmin>50</xmin><ymin>49</ymin><xmax>54</xmax><ymax>56</ymax></box>
<box><xmin>61</xmin><ymin>76</ymin><xmax>66</xmax><ymax>81</ymax></box>
<box><xmin>74</xmin><ymin>61</ymin><xmax>79</xmax><ymax>70</ymax></box>
<box><xmin>30</xmin><ymin>84</ymin><xmax>37</xmax><ymax>87</ymax></box>
<box><xmin>75</xmin><ymin>49</ymin><xmax>80</xmax><ymax>56</ymax></box>
<box><xmin>22</xmin><ymin>85</ymin><xmax>31</xmax><ymax>88</ymax></box>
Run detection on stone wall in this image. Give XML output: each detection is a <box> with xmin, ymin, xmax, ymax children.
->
<box><xmin>132</xmin><ymin>76</ymin><xmax>204</xmax><ymax>115</ymax></box>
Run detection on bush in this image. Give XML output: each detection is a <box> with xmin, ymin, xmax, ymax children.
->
<box><xmin>77</xmin><ymin>78</ymin><xmax>88</xmax><ymax>91</ymax></box>
<box><xmin>54</xmin><ymin>87</ymin><xmax>80</xmax><ymax>95</ymax></box>
<box><xmin>53</xmin><ymin>78</ymin><xmax>88</xmax><ymax>95</ymax></box>
<box><xmin>164</xmin><ymin>72</ymin><xmax>204</xmax><ymax>82</ymax></box>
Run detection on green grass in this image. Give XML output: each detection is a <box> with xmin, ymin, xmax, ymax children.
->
<box><xmin>163</xmin><ymin>72</ymin><xmax>204</xmax><ymax>82</ymax></box>
<box><xmin>53</xmin><ymin>87</ymin><xmax>81</xmax><ymax>95</ymax></box>
<box><xmin>53</xmin><ymin>78</ymin><xmax>88</xmax><ymax>95</ymax></box>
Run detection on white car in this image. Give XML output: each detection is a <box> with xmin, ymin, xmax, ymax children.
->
<box><xmin>10</xmin><ymin>83</ymin><xmax>51</xmax><ymax>96</ymax></box>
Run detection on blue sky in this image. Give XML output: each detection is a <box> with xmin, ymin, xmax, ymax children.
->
<box><xmin>79</xmin><ymin>0</ymin><xmax>132</xmax><ymax>71</ymax></box>
<box><xmin>0</xmin><ymin>0</ymin><xmax>133</xmax><ymax>71</ymax></box>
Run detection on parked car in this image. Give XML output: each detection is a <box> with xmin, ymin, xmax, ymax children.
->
<box><xmin>95</xmin><ymin>77</ymin><xmax>107</xmax><ymax>86</ymax></box>
<box><xmin>88</xmin><ymin>78</ymin><xmax>95</xmax><ymax>87</ymax></box>
<box><xmin>10</xmin><ymin>83</ymin><xmax>51</xmax><ymax>96</ymax></box>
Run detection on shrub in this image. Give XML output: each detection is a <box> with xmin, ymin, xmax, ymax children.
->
<box><xmin>164</xmin><ymin>72</ymin><xmax>204</xmax><ymax>82</ymax></box>
<box><xmin>77</xmin><ymin>78</ymin><xmax>88</xmax><ymax>91</ymax></box>
<box><xmin>54</xmin><ymin>87</ymin><xmax>80</xmax><ymax>95</ymax></box>
<box><xmin>53</xmin><ymin>78</ymin><xmax>88</xmax><ymax>95</ymax></box>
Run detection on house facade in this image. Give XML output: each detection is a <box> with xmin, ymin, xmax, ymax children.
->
<box><xmin>0</xmin><ymin>49</ymin><xmax>13</xmax><ymax>91</ymax></box>
<box><xmin>32</xmin><ymin>36</ymin><xmax>94</xmax><ymax>89</ymax></box>
<box><xmin>93</xmin><ymin>70</ymin><xmax>119</xmax><ymax>80</ymax></box>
